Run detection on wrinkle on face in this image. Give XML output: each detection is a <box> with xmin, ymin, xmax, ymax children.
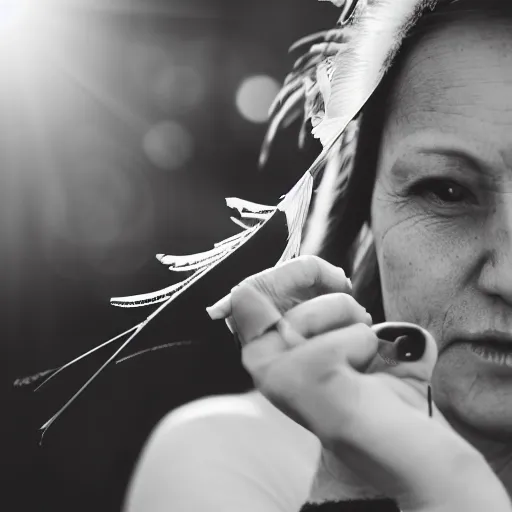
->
<box><xmin>369</xmin><ymin>14</ymin><xmax>512</xmax><ymax>440</ymax></box>
<box><xmin>389</xmin><ymin>17</ymin><xmax>512</xmax><ymax>127</ymax></box>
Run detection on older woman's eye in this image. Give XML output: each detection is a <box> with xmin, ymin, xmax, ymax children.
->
<box><xmin>409</xmin><ymin>178</ymin><xmax>475</xmax><ymax>206</ymax></box>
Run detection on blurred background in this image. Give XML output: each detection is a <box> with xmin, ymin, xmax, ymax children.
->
<box><xmin>3</xmin><ymin>0</ymin><xmax>335</xmax><ymax>510</ymax></box>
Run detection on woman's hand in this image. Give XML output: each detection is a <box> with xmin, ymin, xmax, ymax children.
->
<box><xmin>207</xmin><ymin>256</ymin><xmax>512</xmax><ymax>511</ymax></box>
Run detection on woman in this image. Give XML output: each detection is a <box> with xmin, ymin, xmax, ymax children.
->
<box><xmin>115</xmin><ymin>0</ymin><xmax>512</xmax><ymax>510</ymax></box>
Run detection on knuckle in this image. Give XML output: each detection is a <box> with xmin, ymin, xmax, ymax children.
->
<box><xmin>333</xmin><ymin>293</ymin><xmax>366</xmax><ymax>315</ymax></box>
<box><xmin>296</xmin><ymin>254</ymin><xmax>323</xmax><ymax>270</ymax></box>
<box><xmin>237</xmin><ymin>265</ymin><xmax>276</xmax><ymax>290</ymax></box>
<box><xmin>244</xmin><ymin>268</ymin><xmax>281</xmax><ymax>302</ymax></box>
<box><xmin>294</xmin><ymin>255</ymin><xmax>348</xmax><ymax>293</ymax></box>
<box><xmin>332</xmin><ymin>292</ymin><xmax>355</xmax><ymax>309</ymax></box>
<box><xmin>232</xmin><ymin>276</ymin><xmax>270</xmax><ymax>305</ymax></box>
<box><xmin>236</xmin><ymin>274</ymin><xmax>257</xmax><ymax>291</ymax></box>
<box><xmin>264</xmin><ymin>256</ymin><xmax>320</xmax><ymax>290</ymax></box>
<box><xmin>293</xmin><ymin>255</ymin><xmax>323</xmax><ymax>289</ymax></box>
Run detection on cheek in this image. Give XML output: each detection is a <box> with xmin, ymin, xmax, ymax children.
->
<box><xmin>378</xmin><ymin>227</ymin><xmax>436</xmax><ymax>324</ymax></box>
<box><xmin>374</xmin><ymin>213</ymin><xmax>464</xmax><ymax>332</ymax></box>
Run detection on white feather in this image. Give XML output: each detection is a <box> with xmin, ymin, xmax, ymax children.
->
<box><xmin>225</xmin><ymin>197</ymin><xmax>277</xmax><ymax>214</ymax></box>
<box><xmin>313</xmin><ymin>0</ymin><xmax>438</xmax><ymax>147</ymax></box>
<box><xmin>277</xmin><ymin>171</ymin><xmax>315</xmax><ymax>263</ymax></box>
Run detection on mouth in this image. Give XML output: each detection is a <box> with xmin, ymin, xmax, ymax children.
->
<box><xmin>450</xmin><ymin>333</ymin><xmax>512</xmax><ymax>367</ymax></box>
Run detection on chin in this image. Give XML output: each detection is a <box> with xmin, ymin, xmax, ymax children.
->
<box><xmin>433</xmin><ymin>348</ymin><xmax>512</xmax><ymax>440</ymax></box>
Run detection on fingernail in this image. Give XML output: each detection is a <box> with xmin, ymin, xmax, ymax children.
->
<box><xmin>225</xmin><ymin>317</ymin><xmax>236</xmax><ymax>334</ymax></box>
<box><xmin>396</xmin><ymin>333</ymin><xmax>426</xmax><ymax>362</ymax></box>
<box><xmin>206</xmin><ymin>293</ymin><xmax>232</xmax><ymax>320</ymax></box>
<box><xmin>374</xmin><ymin>324</ymin><xmax>414</xmax><ymax>342</ymax></box>
<box><xmin>373</xmin><ymin>323</ymin><xmax>427</xmax><ymax>362</ymax></box>
<box><xmin>347</xmin><ymin>277</ymin><xmax>353</xmax><ymax>291</ymax></box>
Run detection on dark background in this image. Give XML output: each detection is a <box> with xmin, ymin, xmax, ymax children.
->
<box><xmin>3</xmin><ymin>1</ymin><xmax>334</xmax><ymax>510</ymax></box>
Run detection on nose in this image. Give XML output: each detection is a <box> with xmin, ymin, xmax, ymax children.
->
<box><xmin>478</xmin><ymin>196</ymin><xmax>512</xmax><ymax>305</ymax></box>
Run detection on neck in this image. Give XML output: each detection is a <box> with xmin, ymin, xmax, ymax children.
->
<box><xmin>444</xmin><ymin>412</ymin><xmax>512</xmax><ymax>497</ymax></box>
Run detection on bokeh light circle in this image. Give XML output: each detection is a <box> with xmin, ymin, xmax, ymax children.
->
<box><xmin>143</xmin><ymin>120</ymin><xmax>194</xmax><ymax>171</ymax></box>
<box><xmin>235</xmin><ymin>75</ymin><xmax>280</xmax><ymax>124</ymax></box>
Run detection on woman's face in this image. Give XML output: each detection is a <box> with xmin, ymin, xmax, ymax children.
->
<box><xmin>371</xmin><ymin>14</ymin><xmax>512</xmax><ymax>437</ymax></box>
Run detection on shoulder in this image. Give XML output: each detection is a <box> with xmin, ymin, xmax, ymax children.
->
<box><xmin>300</xmin><ymin>500</ymin><xmax>400</xmax><ymax>512</ymax></box>
<box><xmin>126</xmin><ymin>391</ymin><xmax>321</xmax><ymax>512</ymax></box>
<box><xmin>146</xmin><ymin>390</ymin><xmax>321</xmax><ymax>485</ymax></box>
<box><xmin>156</xmin><ymin>390</ymin><xmax>318</xmax><ymax>444</ymax></box>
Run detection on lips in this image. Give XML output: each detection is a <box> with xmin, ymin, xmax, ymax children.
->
<box><xmin>449</xmin><ymin>333</ymin><xmax>512</xmax><ymax>368</ymax></box>
<box><xmin>448</xmin><ymin>331</ymin><xmax>512</xmax><ymax>350</ymax></box>
<box><xmin>469</xmin><ymin>340</ymin><xmax>512</xmax><ymax>358</ymax></box>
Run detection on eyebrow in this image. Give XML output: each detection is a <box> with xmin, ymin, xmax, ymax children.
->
<box><xmin>421</xmin><ymin>148</ymin><xmax>485</xmax><ymax>173</ymax></box>
<box><xmin>389</xmin><ymin>139</ymin><xmax>495</xmax><ymax>183</ymax></box>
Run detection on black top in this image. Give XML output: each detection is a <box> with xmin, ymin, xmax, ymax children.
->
<box><xmin>301</xmin><ymin>501</ymin><xmax>399</xmax><ymax>511</ymax></box>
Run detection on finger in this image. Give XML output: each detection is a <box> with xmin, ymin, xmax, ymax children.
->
<box><xmin>206</xmin><ymin>255</ymin><xmax>352</xmax><ymax>320</ymax></box>
<box><xmin>243</xmin><ymin>323</ymin><xmax>378</xmax><ymax>433</ymax></box>
<box><xmin>236</xmin><ymin>293</ymin><xmax>372</xmax><ymax>354</ymax></box>
<box><xmin>206</xmin><ymin>294</ymin><xmax>232</xmax><ymax>320</ymax></box>
<box><xmin>367</xmin><ymin>322</ymin><xmax>438</xmax><ymax>383</ymax></box>
<box><xmin>288</xmin><ymin>323</ymin><xmax>379</xmax><ymax>378</ymax></box>
<box><xmin>240</xmin><ymin>323</ymin><xmax>299</xmax><ymax>372</ymax></box>
<box><xmin>243</xmin><ymin>322</ymin><xmax>378</xmax><ymax>385</ymax></box>
<box><xmin>225</xmin><ymin>316</ymin><xmax>236</xmax><ymax>335</ymax></box>
<box><xmin>365</xmin><ymin>322</ymin><xmax>447</xmax><ymax>424</ymax></box>
<box><xmin>229</xmin><ymin>284</ymin><xmax>282</xmax><ymax>344</ymax></box>
<box><xmin>283</xmin><ymin>293</ymin><xmax>373</xmax><ymax>339</ymax></box>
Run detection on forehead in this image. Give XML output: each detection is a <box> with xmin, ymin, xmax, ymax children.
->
<box><xmin>381</xmin><ymin>15</ymin><xmax>512</xmax><ymax>166</ymax></box>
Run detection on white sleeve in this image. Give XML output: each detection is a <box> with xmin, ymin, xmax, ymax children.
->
<box><xmin>125</xmin><ymin>391</ymin><xmax>321</xmax><ymax>512</ymax></box>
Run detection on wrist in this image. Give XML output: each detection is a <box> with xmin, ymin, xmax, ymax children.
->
<box><xmin>399</xmin><ymin>450</ymin><xmax>512</xmax><ymax>512</ymax></box>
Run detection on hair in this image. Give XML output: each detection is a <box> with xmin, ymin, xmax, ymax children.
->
<box><xmin>315</xmin><ymin>0</ymin><xmax>512</xmax><ymax>323</ymax></box>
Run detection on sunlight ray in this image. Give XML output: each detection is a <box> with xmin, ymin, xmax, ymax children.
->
<box><xmin>45</xmin><ymin>0</ymin><xmax>223</xmax><ymax>19</ymax></box>
<box><xmin>51</xmin><ymin>52</ymin><xmax>149</xmax><ymax>133</ymax></box>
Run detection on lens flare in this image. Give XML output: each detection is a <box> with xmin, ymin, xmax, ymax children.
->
<box><xmin>236</xmin><ymin>75</ymin><xmax>280</xmax><ymax>124</ymax></box>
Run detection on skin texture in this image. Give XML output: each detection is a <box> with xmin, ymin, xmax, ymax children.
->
<box><xmin>371</xmin><ymin>14</ymin><xmax>512</xmax><ymax>489</ymax></box>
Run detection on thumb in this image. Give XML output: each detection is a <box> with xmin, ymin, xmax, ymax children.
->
<box><xmin>366</xmin><ymin>322</ymin><xmax>438</xmax><ymax>384</ymax></box>
<box><xmin>369</xmin><ymin>323</ymin><xmax>453</xmax><ymax>427</ymax></box>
